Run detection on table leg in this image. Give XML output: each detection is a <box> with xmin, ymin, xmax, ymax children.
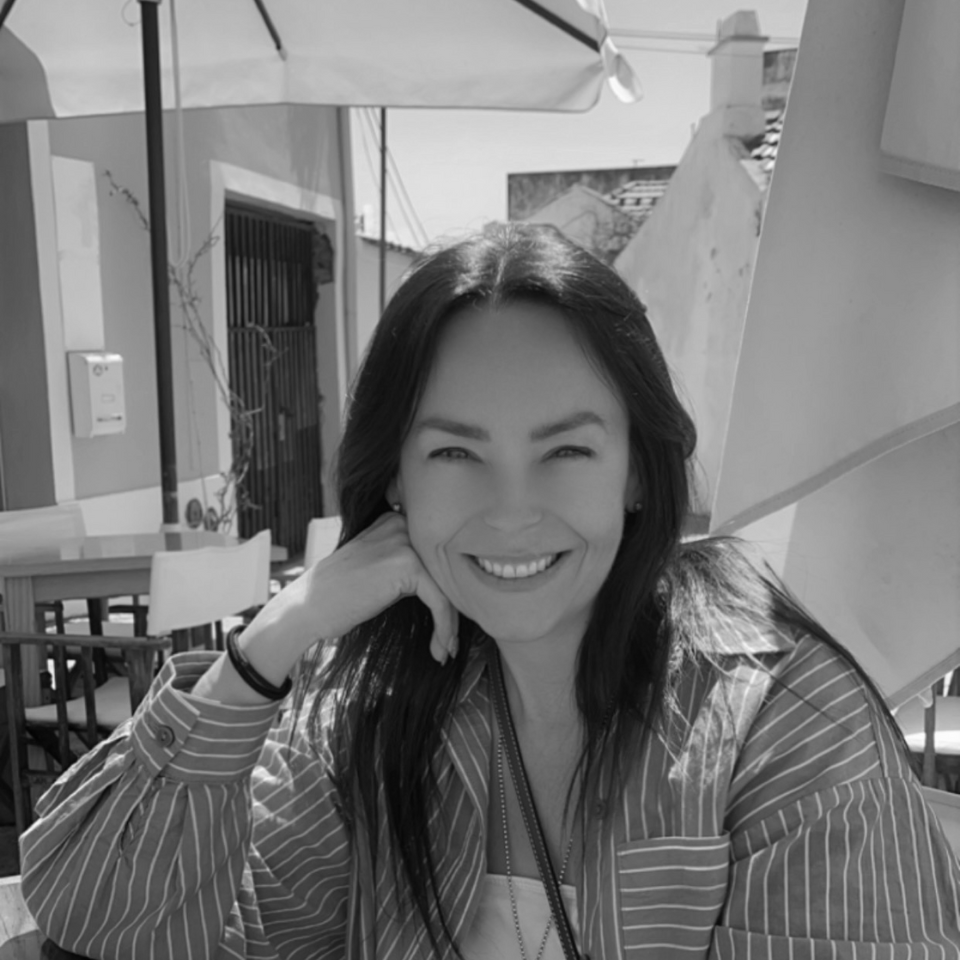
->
<box><xmin>3</xmin><ymin>577</ymin><xmax>43</xmax><ymax>707</ymax></box>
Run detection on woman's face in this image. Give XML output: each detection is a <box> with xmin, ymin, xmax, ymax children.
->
<box><xmin>395</xmin><ymin>301</ymin><xmax>637</xmax><ymax>649</ymax></box>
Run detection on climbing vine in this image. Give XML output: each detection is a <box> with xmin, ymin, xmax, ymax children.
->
<box><xmin>104</xmin><ymin>170</ymin><xmax>277</xmax><ymax>533</ymax></box>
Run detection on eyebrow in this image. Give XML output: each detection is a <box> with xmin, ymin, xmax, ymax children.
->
<box><xmin>414</xmin><ymin>410</ymin><xmax>609</xmax><ymax>442</ymax></box>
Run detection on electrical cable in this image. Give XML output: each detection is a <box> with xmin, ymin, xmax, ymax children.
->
<box><xmin>377</xmin><ymin>123</ymin><xmax>429</xmax><ymax>247</ymax></box>
<box><xmin>360</xmin><ymin>108</ymin><xmax>426</xmax><ymax>249</ymax></box>
<box><xmin>387</xmin><ymin>152</ymin><xmax>429</xmax><ymax>249</ymax></box>
<box><xmin>357</xmin><ymin>109</ymin><xmax>402</xmax><ymax>244</ymax></box>
<box><xmin>363</xmin><ymin>108</ymin><xmax>429</xmax><ymax>249</ymax></box>
<box><xmin>361</xmin><ymin>108</ymin><xmax>424</xmax><ymax>248</ymax></box>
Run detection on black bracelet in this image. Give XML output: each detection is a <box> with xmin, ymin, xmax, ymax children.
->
<box><xmin>225</xmin><ymin>626</ymin><xmax>292</xmax><ymax>701</ymax></box>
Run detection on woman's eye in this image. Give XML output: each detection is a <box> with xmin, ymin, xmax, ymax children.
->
<box><xmin>549</xmin><ymin>446</ymin><xmax>594</xmax><ymax>460</ymax></box>
<box><xmin>429</xmin><ymin>447</ymin><xmax>474</xmax><ymax>461</ymax></box>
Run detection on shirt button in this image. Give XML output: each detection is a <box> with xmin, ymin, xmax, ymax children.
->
<box><xmin>154</xmin><ymin>725</ymin><xmax>176</xmax><ymax>748</ymax></box>
<box><xmin>594</xmin><ymin>800</ymin><xmax>607</xmax><ymax>819</ymax></box>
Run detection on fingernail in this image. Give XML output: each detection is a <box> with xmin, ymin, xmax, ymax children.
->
<box><xmin>449</xmin><ymin>636</ymin><xmax>459</xmax><ymax>659</ymax></box>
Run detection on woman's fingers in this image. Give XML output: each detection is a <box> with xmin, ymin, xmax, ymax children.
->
<box><xmin>307</xmin><ymin>511</ymin><xmax>460</xmax><ymax>664</ymax></box>
<box><xmin>377</xmin><ymin>513</ymin><xmax>460</xmax><ymax>664</ymax></box>
<box><xmin>413</xmin><ymin>572</ymin><xmax>459</xmax><ymax>664</ymax></box>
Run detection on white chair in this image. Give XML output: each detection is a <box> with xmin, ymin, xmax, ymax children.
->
<box><xmin>274</xmin><ymin>516</ymin><xmax>342</xmax><ymax>588</ymax></box>
<box><xmin>304</xmin><ymin>516</ymin><xmax>343</xmax><ymax>569</ymax></box>
<box><xmin>0</xmin><ymin>875</ymin><xmax>42</xmax><ymax>958</ymax></box>
<box><xmin>894</xmin><ymin>689</ymin><xmax>960</xmax><ymax>789</ymax></box>
<box><xmin>1</xmin><ymin>530</ymin><xmax>272</xmax><ymax>833</ymax></box>
<box><xmin>147</xmin><ymin>528</ymin><xmax>272</xmax><ymax>644</ymax></box>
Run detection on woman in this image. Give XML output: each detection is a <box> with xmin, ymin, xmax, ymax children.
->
<box><xmin>21</xmin><ymin>223</ymin><xmax>960</xmax><ymax>959</ymax></box>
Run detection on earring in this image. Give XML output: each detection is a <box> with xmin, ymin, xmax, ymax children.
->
<box><xmin>391</xmin><ymin>502</ymin><xmax>403</xmax><ymax>514</ymax></box>
<box><xmin>630</xmin><ymin>501</ymin><xmax>643</xmax><ymax>513</ymax></box>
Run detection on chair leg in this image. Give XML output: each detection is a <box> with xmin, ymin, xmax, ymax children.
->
<box><xmin>922</xmin><ymin>681</ymin><xmax>940</xmax><ymax>788</ymax></box>
<box><xmin>52</xmin><ymin>646</ymin><xmax>71</xmax><ymax>766</ymax></box>
<box><xmin>79</xmin><ymin>648</ymin><xmax>99</xmax><ymax>750</ymax></box>
<box><xmin>25</xmin><ymin>725</ymin><xmax>78</xmax><ymax>771</ymax></box>
<box><xmin>3</xmin><ymin>644</ymin><xmax>30</xmax><ymax>835</ymax></box>
<box><xmin>86</xmin><ymin>599</ymin><xmax>110</xmax><ymax>685</ymax></box>
<box><xmin>125</xmin><ymin>649</ymin><xmax>157</xmax><ymax>712</ymax></box>
<box><xmin>86</xmin><ymin>598</ymin><xmax>104</xmax><ymax>636</ymax></box>
<box><xmin>134</xmin><ymin>602</ymin><xmax>148</xmax><ymax>637</ymax></box>
<box><xmin>0</xmin><ymin>732</ymin><xmax>15</xmax><ymax>826</ymax></box>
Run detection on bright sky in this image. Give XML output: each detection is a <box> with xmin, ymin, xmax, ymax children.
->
<box><xmin>352</xmin><ymin>0</ymin><xmax>808</xmax><ymax>250</ymax></box>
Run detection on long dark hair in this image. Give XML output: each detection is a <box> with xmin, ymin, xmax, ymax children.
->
<box><xmin>292</xmin><ymin>222</ymin><xmax>902</xmax><ymax>955</ymax></box>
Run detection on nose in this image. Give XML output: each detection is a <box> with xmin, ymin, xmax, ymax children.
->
<box><xmin>481</xmin><ymin>469</ymin><xmax>543</xmax><ymax>533</ymax></box>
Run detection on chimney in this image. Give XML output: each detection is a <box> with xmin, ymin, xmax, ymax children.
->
<box><xmin>707</xmin><ymin>11</ymin><xmax>767</xmax><ymax>140</ymax></box>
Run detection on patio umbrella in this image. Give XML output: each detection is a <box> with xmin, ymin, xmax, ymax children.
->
<box><xmin>0</xmin><ymin>0</ymin><xmax>639</xmax><ymax>526</ymax></box>
<box><xmin>709</xmin><ymin>0</ymin><xmax>960</xmax><ymax>708</ymax></box>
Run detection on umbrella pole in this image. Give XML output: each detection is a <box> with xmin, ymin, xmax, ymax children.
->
<box><xmin>379</xmin><ymin>108</ymin><xmax>387</xmax><ymax>316</ymax></box>
<box><xmin>140</xmin><ymin>0</ymin><xmax>180</xmax><ymax>529</ymax></box>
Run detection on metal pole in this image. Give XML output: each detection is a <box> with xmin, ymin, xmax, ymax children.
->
<box><xmin>379</xmin><ymin>107</ymin><xmax>387</xmax><ymax>316</ymax></box>
<box><xmin>139</xmin><ymin>0</ymin><xmax>180</xmax><ymax>529</ymax></box>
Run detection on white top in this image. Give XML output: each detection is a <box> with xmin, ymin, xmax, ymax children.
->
<box><xmin>461</xmin><ymin>874</ymin><xmax>580</xmax><ymax>960</ymax></box>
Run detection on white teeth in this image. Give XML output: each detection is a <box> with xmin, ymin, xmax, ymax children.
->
<box><xmin>476</xmin><ymin>554</ymin><xmax>558</xmax><ymax>579</ymax></box>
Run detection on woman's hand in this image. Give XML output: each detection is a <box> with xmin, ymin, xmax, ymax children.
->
<box><xmin>246</xmin><ymin>512</ymin><xmax>459</xmax><ymax>674</ymax></box>
<box><xmin>294</xmin><ymin>511</ymin><xmax>460</xmax><ymax>663</ymax></box>
<box><xmin>192</xmin><ymin>513</ymin><xmax>460</xmax><ymax>705</ymax></box>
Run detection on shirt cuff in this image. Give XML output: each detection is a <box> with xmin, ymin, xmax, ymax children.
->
<box><xmin>130</xmin><ymin>651</ymin><xmax>283</xmax><ymax>782</ymax></box>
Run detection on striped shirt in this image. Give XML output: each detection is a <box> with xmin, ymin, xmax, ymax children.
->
<box><xmin>20</xmin><ymin>625</ymin><xmax>960</xmax><ymax>959</ymax></box>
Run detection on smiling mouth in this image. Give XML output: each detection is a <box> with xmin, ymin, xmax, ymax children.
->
<box><xmin>470</xmin><ymin>553</ymin><xmax>565</xmax><ymax>580</ymax></box>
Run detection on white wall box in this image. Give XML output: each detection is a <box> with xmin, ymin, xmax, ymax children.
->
<box><xmin>67</xmin><ymin>351</ymin><xmax>126</xmax><ymax>438</ymax></box>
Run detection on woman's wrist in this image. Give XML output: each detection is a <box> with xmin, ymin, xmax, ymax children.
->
<box><xmin>238</xmin><ymin>594</ymin><xmax>321</xmax><ymax>679</ymax></box>
<box><xmin>226</xmin><ymin>627</ymin><xmax>292</xmax><ymax>700</ymax></box>
<box><xmin>190</xmin><ymin>604</ymin><xmax>318</xmax><ymax>705</ymax></box>
<box><xmin>190</xmin><ymin>652</ymin><xmax>277</xmax><ymax>706</ymax></box>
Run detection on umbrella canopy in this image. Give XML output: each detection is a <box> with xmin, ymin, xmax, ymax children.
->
<box><xmin>0</xmin><ymin>0</ymin><xmax>639</xmax><ymax>121</ymax></box>
<box><xmin>1</xmin><ymin>0</ymin><xmax>638</xmax><ymax>528</ymax></box>
<box><xmin>710</xmin><ymin>0</ymin><xmax>960</xmax><ymax>708</ymax></box>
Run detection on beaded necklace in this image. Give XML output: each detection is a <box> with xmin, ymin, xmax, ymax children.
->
<box><xmin>497</xmin><ymin>735</ymin><xmax>576</xmax><ymax>960</ymax></box>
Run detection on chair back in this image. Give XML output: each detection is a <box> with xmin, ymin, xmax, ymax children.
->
<box><xmin>304</xmin><ymin>516</ymin><xmax>343</xmax><ymax>568</ymax></box>
<box><xmin>3</xmin><ymin>631</ymin><xmax>172</xmax><ymax>835</ymax></box>
<box><xmin>0</xmin><ymin>503</ymin><xmax>85</xmax><ymax>559</ymax></box>
<box><xmin>0</xmin><ymin>875</ymin><xmax>42</xmax><ymax>958</ymax></box>
<box><xmin>146</xmin><ymin>530</ymin><xmax>271</xmax><ymax>636</ymax></box>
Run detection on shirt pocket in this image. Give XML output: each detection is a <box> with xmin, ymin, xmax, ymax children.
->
<box><xmin>709</xmin><ymin>927</ymin><xmax>919</xmax><ymax>959</ymax></box>
<box><xmin>617</xmin><ymin>834</ymin><xmax>731</xmax><ymax>959</ymax></box>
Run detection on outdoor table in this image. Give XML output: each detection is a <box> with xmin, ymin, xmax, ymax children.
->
<box><xmin>0</xmin><ymin>531</ymin><xmax>287</xmax><ymax>707</ymax></box>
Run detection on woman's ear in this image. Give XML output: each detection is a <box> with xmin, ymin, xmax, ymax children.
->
<box><xmin>386</xmin><ymin>478</ymin><xmax>402</xmax><ymax>510</ymax></box>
